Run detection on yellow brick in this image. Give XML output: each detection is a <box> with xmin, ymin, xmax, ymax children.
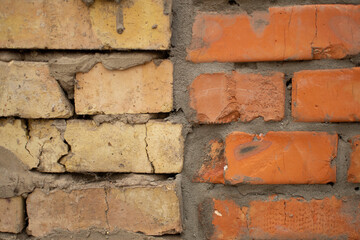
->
<box><xmin>75</xmin><ymin>60</ymin><xmax>173</xmax><ymax>115</ymax></box>
<box><xmin>0</xmin><ymin>0</ymin><xmax>171</xmax><ymax>50</ymax></box>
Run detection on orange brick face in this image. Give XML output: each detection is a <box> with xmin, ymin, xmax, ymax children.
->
<box><xmin>348</xmin><ymin>135</ymin><xmax>360</xmax><ymax>183</ymax></box>
<box><xmin>292</xmin><ymin>67</ymin><xmax>360</xmax><ymax>122</ymax></box>
<box><xmin>195</xmin><ymin>131</ymin><xmax>337</xmax><ymax>184</ymax></box>
<box><xmin>204</xmin><ymin>197</ymin><xmax>360</xmax><ymax>239</ymax></box>
<box><xmin>187</xmin><ymin>5</ymin><xmax>360</xmax><ymax>62</ymax></box>
<box><xmin>189</xmin><ymin>72</ymin><xmax>285</xmax><ymax>123</ymax></box>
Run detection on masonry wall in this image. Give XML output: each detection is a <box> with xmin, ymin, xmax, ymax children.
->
<box><xmin>0</xmin><ymin>0</ymin><xmax>360</xmax><ymax>239</ymax></box>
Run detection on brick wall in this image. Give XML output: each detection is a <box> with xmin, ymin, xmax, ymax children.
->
<box><xmin>0</xmin><ymin>0</ymin><xmax>360</xmax><ymax>239</ymax></box>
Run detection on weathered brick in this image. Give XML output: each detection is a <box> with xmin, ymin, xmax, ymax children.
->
<box><xmin>75</xmin><ymin>60</ymin><xmax>173</xmax><ymax>115</ymax></box>
<box><xmin>193</xmin><ymin>139</ymin><xmax>225</xmax><ymax>184</ymax></box>
<box><xmin>203</xmin><ymin>197</ymin><xmax>360</xmax><ymax>239</ymax></box>
<box><xmin>0</xmin><ymin>197</ymin><xmax>24</xmax><ymax>234</ymax></box>
<box><xmin>60</xmin><ymin>120</ymin><xmax>183</xmax><ymax>173</ymax></box>
<box><xmin>0</xmin><ymin>119</ymin><xmax>38</xmax><ymax>169</ymax></box>
<box><xmin>146</xmin><ymin>121</ymin><xmax>184</xmax><ymax>173</ymax></box>
<box><xmin>27</xmin><ymin>182</ymin><xmax>181</xmax><ymax>237</ymax></box>
<box><xmin>348</xmin><ymin>135</ymin><xmax>360</xmax><ymax>183</ymax></box>
<box><xmin>292</xmin><ymin>67</ymin><xmax>360</xmax><ymax>122</ymax></box>
<box><xmin>0</xmin><ymin>0</ymin><xmax>172</xmax><ymax>50</ymax></box>
<box><xmin>26</xmin><ymin>120</ymin><xmax>68</xmax><ymax>173</ymax></box>
<box><xmin>189</xmin><ymin>72</ymin><xmax>284</xmax><ymax>123</ymax></box>
<box><xmin>0</xmin><ymin>61</ymin><xmax>73</xmax><ymax>118</ymax></box>
<box><xmin>188</xmin><ymin>5</ymin><xmax>360</xmax><ymax>62</ymax></box>
<box><xmin>195</xmin><ymin>131</ymin><xmax>337</xmax><ymax>184</ymax></box>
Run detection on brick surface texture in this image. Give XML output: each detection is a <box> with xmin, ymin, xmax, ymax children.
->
<box><xmin>1</xmin><ymin>0</ymin><xmax>360</xmax><ymax>239</ymax></box>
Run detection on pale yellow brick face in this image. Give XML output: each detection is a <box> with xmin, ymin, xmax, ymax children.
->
<box><xmin>60</xmin><ymin>120</ymin><xmax>153</xmax><ymax>173</ymax></box>
<box><xmin>0</xmin><ymin>0</ymin><xmax>171</xmax><ymax>50</ymax></box>
<box><xmin>75</xmin><ymin>60</ymin><xmax>173</xmax><ymax>115</ymax></box>
<box><xmin>0</xmin><ymin>196</ymin><xmax>25</xmax><ymax>233</ymax></box>
<box><xmin>146</xmin><ymin>121</ymin><xmax>184</xmax><ymax>173</ymax></box>
<box><xmin>0</xmin><ymin>61</ymin><xmax>73</xmax><ymax>118</ymax></box>
<box><xmin>0</xmin><ymin>119</ymin><xmax>39</xmax><ymax>169</ymax></box>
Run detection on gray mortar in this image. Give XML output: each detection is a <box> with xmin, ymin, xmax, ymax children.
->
<box><xmin>1</xmin><ymin>0</ymin><xmax>360</xmax><ymax>239</ymax></box>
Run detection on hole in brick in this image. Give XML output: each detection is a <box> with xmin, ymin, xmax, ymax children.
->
<box><xmin>228</xmin><ymin>0</ymin><xmax>239</xmax><ymax>6</ymax></box>
<box><xmin>286</xmin><ymin>78</ymin><xmax>292</xmax><ymax>90</ymax></box>
<box><xmin>355</xmin><ymin>187</ymin><xmax>359</xmax><ymax>191</ymax></box>
<box><xmin>327</xmin><ymin>182</ymin><xmax>334</xmax><ymax>186</ymax></box>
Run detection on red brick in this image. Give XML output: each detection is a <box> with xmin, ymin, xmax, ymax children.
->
<box><xmin>193</xmin><ymin>140</ymin><xmax>225</xmax><ymax>184</ymax></box>
<box><xmin>204</xmin><ymin>197</ymin><xmax>360</xmax><ymax>239</ymax></box>
<box><xmin>187</xmin><ymin>5</ymin><xmax>360</xmax><ymax>62</ymax></box>
<box><xmin>0</xmin><ymin>197</ymin><xmax>24</xmax><ymax>233</ymax></box>
<box><xmin>195</xmin><ymin>132</ymin><xmax>337</xmax><ymax>184</ymax></box>
<box><xmin>189</xmin><ymin>72</ymin><xmax>284</xmax><ymax>123</ymax></box>
<box><xmin>348</xmin><ymin>135</ymin><xmax>360</xmax><ymax>183</ymax></box>
<box><xmin>292</xmin><ymin>67</ymin><xmax>360</xmax><ymax>122</ymax></box>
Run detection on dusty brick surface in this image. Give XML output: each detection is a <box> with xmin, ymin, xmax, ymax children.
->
<box><xmin>0</xmin><ymin>197</ymin><xmax>24</xmax><ymax>234</ymax></box>
<box><xmin>195</xmin><ymin>131</ymin><xmax>337</xmax><ymax>184</ymax></box>
<box><xmin>146</xmin><ymin>121</ymin><xmax>184</xmax><ymax>173</ymax></box>
<box><xmin>27</xmin><ymin>182</ymin><xmax>181</xmax><ymax>237</ymax></box>
<box><xmin>0</xmin><ymin>119</ymin><xmax>38</xmax><ymax>169</ymax></box>
<box><xmin>0</xmin><ymin>61</ymin><xmax>73</xmax><ymax>118</ymax></box>
<box><xmin>60</xmin><ymin>120</ymin><xmax>183</xmax><ymax>173</ymax></box>
<box><xmin>0</xmin><ymin>0</ymin><xmax>172</xmax><ymax>50</ymax></box>
<box><xmin>202</xmin><ymin>197</ymin><xmax>360</xmax><ymax>239</ymax></box>
<box><xmin>75</xmin><ymin>60</ymin><xmax>173</xmax><ymax>115</ymax></box>
<box><xmin>348</xmin><ymin>135</ymin><xmax>360</xmax><ymax>183</ymax></box>
<box><xmin>193</xmin><ymin>139</ymin><xmax>225</xmax><ymax>184</ymax></box>
<box><xmin>26</xmin><ymin>120</ymin><xmax>68</xmax><ymax>173</ymax></box>
<box><xmin>189</xmin><ymin>72</ymin><xmax>285</xmax><ymax>123</ymax></box>
<box><xmin>187</xmin><ymin>5</ymin><xmax>360</xmax><ymax>62</ymax></box>
<box><xmin>292</xmin><ymin>67</ymin><xmax>360</xmax><ymax>122</ymax></box>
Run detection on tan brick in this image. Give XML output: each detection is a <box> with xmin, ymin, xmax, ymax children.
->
<box><xmin>60</xmin><ymin>120</ymin><xmax>183</xmax><ymax>173</ymax></box>
<box><xmin>75</xmin><ymin>60</ymin><xmax>173</xmax><ymax>115</ymax></box>
<box><xmin>0</xmin><ymin>61</ymin><xmax>73</xmax><ymax>118</ymax></box>
<box><xmin>0</xmin><ymin>0</ymin><xmax>171</xmax><ymax>50</ymax></box>
<box><xmin>27</xmin><ymin>182</ymin><xmax>181</xmax><ymax>237</ymax></box>
<box><xmin>60</xmin><ymin>120</ymin><xmax>151</xmax><ymax>173</ymax></box>
<box><xmin>146</xmin><ymin>121</ymin><xmax>184</xmax><ymax>173</ymax></box>
<box><xmin>107</xmin><ymin>183</ymin><xmax>182</xmax><ymax>235</ymax></box>
<box><xmin>0</xmin><ymin>119</ymin><xmax>38</xmax><ymax>169</ymax></box>
<box><xmin>26</xmin><ymin>120</ymin><xmax>68</xmax><ymax>173</ymax></box>
<box><xmin>0</xmin><ymin>197</ymin><xmax>25</xmax><ymax>234</ymax></box>
<box><xmin>27</xmin><ymin>188</ymin><xmax>107</xmax><ymax>237</ymax></box>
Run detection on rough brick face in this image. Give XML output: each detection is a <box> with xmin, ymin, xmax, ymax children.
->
<box><xmin>195</xmin><ymin>131</ymin><xmax>337</xmax><ymax>184</ymax></box>
<box><xmin>60</xmin><ymin>120</ymin><xmax>183</xmax><ymax>173</ymax></box>
<box><xmin>0</xmin><ymin>197</ymin><xmax>25</xmax><ymax>234</ymax></box>
<box><xmin>0</xmin><ymin>61</ymin><xmax>73</xmax><ymax>118</ymax></box>
<box><xmin>187</xmin><ymin>5</ymin><xmax>360</xmax><ymax>62</ymax></box>
<box><xmin>292</xmin><ymin>67</ymin><xmax>360</xmax><ymax>122</ymax></box>
<box><xmin>27</xmin><ymin>182</ymin><xmax>181</xmax><ymax>237</ymax></box>
<box><xmin>189</xmin><ymin>72</ymin><xmax>285</xmax><ymax>123</ymax></box>
<box><xmin>0</xmin><ymin>119</ymin><xmax>38</xmax><ymax>169</ymax></box>
<box><xmin>203</xmin><ymin>197</ymin><xmax>360</xmax><ymax>239</ymax></box>
<box><xmin>348</xmin><ymin>135</ymin><xmax>360</xmax><ymax>183</ymax></box>
<box><xmin>75</xmin><ymin>60</ymin><xmax>173</xmax><ymax>115</ymax></box>
<box><xmin>0</xmin><ymin>0</ymin><xmax>172</xmax><ymax>50</ymax></box>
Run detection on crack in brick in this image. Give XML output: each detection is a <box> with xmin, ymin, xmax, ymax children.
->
<box><xmin>144</xmin><ymin>124</ymin><xmax>155</xmax><ymax>173</ymax></box>
<box><xmin>104</xmin><ymin>188</ymin><xmax>110</xmax><ymax>232</ymax></box>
